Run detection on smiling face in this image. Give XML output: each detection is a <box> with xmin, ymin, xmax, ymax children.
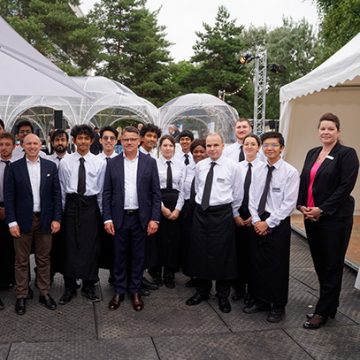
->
<box><xmin>23</xmin><ymin>134</ymin><xmax>42</xmax><ymax>161</ymax></box>
<box><xmin>262</xmin><ymin>137</ymin><xmax>283</xmax><ymax>164</ymax></box>
<box><xmin>179</xmin><ymin>136</ymin><xmax>192</xmax><ymax>153</ymax></box>
<box><xmin>318</xmin><ymin>120</ymin><xmax>340</xmax><ymax>146</ymax></box>
<box><xmin>243</xmin><ymin>136</ymin><xmax>260</xmax><ymax>160</ymax></box>
<box><xmin>235</xmin><ymin>120</ymin><xmax>252</xmax><ymax>143</ymax></box>
<box><xmin>0</xmin><ymin>137</ymin><xmax>15</xmax><ymax>160</ymax></box>
<box><xmin>74</xmin><ymin>133</ymin><xmax>93</xmax><ymax>156</ymax></box>
<box><xmin>160</xmin><ymin>138</ymin><xmax>175</xmax><ymax>160</ymax></box>
<box><xmin>100</xmin><ymin>130</ymin><xmax>117</xmax><ymax>155</ymax></box>
<box><xmin>141</xmin><ymin>131</ymin><xmax>158</xmax><ymax>152</ymax></box>
<box><xmin>206</xmin><ymin>134</ymin><xmax>224</xmax><ymax>161</ymax></box>
<box><xmin>192</xmin><ymin>145</ymin><xmax>207</xmax><ymax>163</ymax></box>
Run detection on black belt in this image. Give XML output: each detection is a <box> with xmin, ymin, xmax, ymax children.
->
<box><xmin>33</xmin><ymin>212</ymin><xmax>41</xmax><ymax>217</ymax></box>
<box><xmin>124</xmin><ymin>209</ymin><xmax>139</xmax><ymax>215</ymax></box>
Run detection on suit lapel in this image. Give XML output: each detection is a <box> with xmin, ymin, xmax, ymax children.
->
<box><xmin>39</xmin><ymin>158</ymin><xmax>46</xmax><ymax>197</ymax></box>
<box><xmin>118</xmin><ymin>154</ymin><xmax>125</xmax><ymax>195</ymax></box>
<box><xmin>21</xmin><ymin>157</ymin><xmax>32</xmax><ymax>193</ymax></box>
<box><xmin>315</xmin><ymin>142</ymin><xmax>341</xmax><ymax>180</ymax></box>
<box><xmin>137</xmin><ymin>153</ymin><xmax>145</xmax><ymax>192</ymax></box>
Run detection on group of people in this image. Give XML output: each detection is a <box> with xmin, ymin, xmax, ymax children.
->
<box><xmin>0</xmin><ymin>113</ymin><xmax>358</xmax><ymax>330</ymax></box>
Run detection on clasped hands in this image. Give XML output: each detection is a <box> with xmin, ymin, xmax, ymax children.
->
<box><xmin>298</xmin><ymin>206</ymin><xmax>321</xmax><ymax>222</ymax></box>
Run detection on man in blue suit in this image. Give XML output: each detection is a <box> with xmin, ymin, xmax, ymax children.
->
<box><xmin>103</xmin><ymin>126</ymin><xmax>161</xmax><ymax>312</ymax></box>
<box><xmin>5</xmin><ymin>134</ymin><xmax>62</xmax><ymax>315</ymax></box>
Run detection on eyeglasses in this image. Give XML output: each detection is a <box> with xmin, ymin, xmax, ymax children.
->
<box><xmin>122</xmin><ymin>138</ymin><xmax>139</xmax><ymax>142</ymax></box>
<box><xmin>102</xmin><ymin>136</ymin><xmax>116</xmax><ymax>141</ymax></box>
<box><xmin>19</xmin><ymin>130</ymin><xmax>32</xmax><ymax>134</ymax></box>
<box><xmin>262</xmin><ymin>143</ymin><xmax>281</xmax><ymax>148</ymax></box>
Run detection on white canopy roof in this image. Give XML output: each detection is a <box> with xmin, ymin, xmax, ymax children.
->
<box><xmin>159</xmin><ymin>93</ymin><xmax>238</xmax><ymax>142</ymax></box>
<box><xmin>0</xmin><ymin>16</ymin><xmax>88</xmax><ymax>98</ymax></box>
<box><xmin>280</xmin><ymin>33</ymin><xmax>360</xmax><ymax>103</ymax></box>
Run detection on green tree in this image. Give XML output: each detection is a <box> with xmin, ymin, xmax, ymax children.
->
<box><xmin>314</xmin><ymin>0</ymin><xmax>360</xmax><ymax>61</ymax></box>
<box><xmin>189</xmin><ymin>5</ymin><xmax>252</xmax><ymax>116</ymax></box>
<box><xmin>88</xmin><ymin>0</ymin><xmax>175</xmax><ymax>106</ymax></box>
<box><xmin>0</xmin><ymin>0</ymin><xmax>101</xmax><ymax>75</ymax></box>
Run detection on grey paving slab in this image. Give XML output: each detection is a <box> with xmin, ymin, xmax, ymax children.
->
<box><xmin>0</xmin><ymin>344</ymin><xmax>10</xmax><ymax>360</ymax></box>
<box><xmin>153</xmin><ymin>329</ymin><xmax>312</xmax><ymax>360</ymax></box>
<box><xmin>337</xmin><ymin>289</ymin><xmax>360</xmax><ymax>324</ymax></box>
<box><xmin>285</xmin><ymin>325</ymin><xmax>360</xmax><ymax>360</ymax></box>
<box><xmin>7</xmin><ymin>339</ymin><xmax>158</xmax><ymax>360</ymax></box>
<box><xmin>290</xmin><ymin>248</ymin><xmax>314</xmax><ymax>268</ymax></box>
<box><xmin>96</xmin><ymin>295</ymin><xmax>230</xmax><ymax>339</ymax></box>
<box><xmin>0</xmin><ymin>302</ymin><xmax>96</xmax><ymax>343</ymax></box>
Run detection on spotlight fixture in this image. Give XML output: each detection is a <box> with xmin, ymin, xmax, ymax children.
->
<box><xmin>239</xmin><ymin>53</ymin><xmax>254</xmax><ymax>65</ymax></box>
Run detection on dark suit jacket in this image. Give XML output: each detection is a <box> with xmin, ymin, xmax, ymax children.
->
<box><xmin>297</xmin><ymin>142</ymin><xmax>359</xmax><ymax>217</ymax></box>
<box><xmin>4</xmin><ymin>157</ymin><xmax>62</xmax><ymax>233</ymax></box>
<box><xmin>102</xmin><ymin>152</ymin><xmax>161</xmax><ymax>230</ymax></box>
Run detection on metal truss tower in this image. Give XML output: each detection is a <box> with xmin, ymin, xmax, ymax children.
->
<box><xmin>253</xmin><ymin>48</ymin><xmax>267</xmax><ymax>135</ymax></box>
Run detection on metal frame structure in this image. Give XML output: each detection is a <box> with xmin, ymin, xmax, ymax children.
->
<box><xmin>253</xmin><ymin>48</ymin><xmax>267</xmax><ymax>135</ymax></box>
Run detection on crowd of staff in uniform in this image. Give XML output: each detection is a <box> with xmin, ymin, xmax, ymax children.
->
<box><xmin>0</xmin><ymin>112</ymin><xmax>358</xmax><ymax>329</ymax></box>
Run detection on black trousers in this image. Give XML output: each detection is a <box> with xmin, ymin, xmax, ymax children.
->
<box><xmin>196</xmin><ymin>279</ymin><xmax>231</xmax><ymax>299</ymax></box>
<box><xmin>305</xmin><ymin>215</ymin><xmax>353</xmax><ymax>317</ymax></box>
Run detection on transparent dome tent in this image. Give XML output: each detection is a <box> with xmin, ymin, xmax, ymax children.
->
<box><xmin>159</xmin><ymin>93</ymin><xmax>238</xmax><ymax>143</ymax></box>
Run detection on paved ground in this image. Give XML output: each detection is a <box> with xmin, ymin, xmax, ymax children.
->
<box><xmin>0</xmin><ymin>232</ymin><xmax>359</xmax><ymax>360</ymax></box>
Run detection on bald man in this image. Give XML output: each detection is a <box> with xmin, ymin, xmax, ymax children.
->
<box><xmin>4</xmin><ymin>134</ymin><xmax>62</xmax><ymax>315</ymax></box>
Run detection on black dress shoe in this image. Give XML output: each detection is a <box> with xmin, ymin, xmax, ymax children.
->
<box><xmin>303</xmin><ymin>314</ymin><xmax>328</xmax><ymax>329</ymax></box>
<box><xmin>0</xmin><ymin>298</ymin><xmax>4</xmax><ymax>310</ymax></box>
<box><xmin>59</xmin><ymin>290</ymin><xmax>77</xmax><ymax>305</ymax></box>
<box><xmin>243</xmin><ymin>293</ymin><xmax>254</xmax><ymax>306</ymax></box>
<box><xmin>243</xmin><ymin>300</ymin><xmax>270</xmax><ymax>314</ymax></box>
<box><xmin>15</xmin><ymin>298</ymin><xmax>26</xmax><ymax>315</ymax></box>
<box><xmin>141</xmin><ymin>277</ymin><xmax>159</xmax><ymax>290</ymax></box>
<box><xmin>218</xmin><ymin>297</ymin><xmax>231</xmax><ymax>313</ymax></box>
<box><xmin>164</xmin><ymin>277</ymin><xmax>175</xmax><ymax>289</ymax></box>
<box><xmin>26</xmin><ymin>288</ymin><xmax>34</xmax><ymax>300</ymax></box>
<box><xmin>185</xmin><ymin>278</ymin><xmax>198</xmax><ymax>288</ymax></box>
<box><xmin>186</xmin><ymin>292</ymin><xmax>209</xmax><ymax>306</ymax></box>
<box><xmin>131</xmin><ymin>293</ymin><xmax>144</xmax><ymax>311</ymax></box>
<box><xmin>81</xmin><ymin>287</ymin><xmax>100</xmax><ymax>302</ymax></box>
<box><xmin>307</xmin><ymin>312</ymin><xmax>335</xmax><ymax>320</ymax></box>
<box><xmin>109</xmin><ymin>294</ymin><xmax>125</xmax><ymax>310</ymax></box>
<box><xmin>39</xmin><ymin>295</ymin><xmax>57</xmax><ymax>310</ymax></box>
<box><xmin>267</xmin><ymin>305</ymin><xmax>285</xmax><ymax>323</ymax></box>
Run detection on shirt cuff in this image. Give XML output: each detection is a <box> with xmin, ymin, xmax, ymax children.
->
<box><xmin>104</xmin><ymin>220</ymin><xmax>113</xmax><ymax>224</ymax></box>
<box><xmin>8</xmin><ymin>221</ymin><xmax>18</xmax><ymax>228</ymax></box>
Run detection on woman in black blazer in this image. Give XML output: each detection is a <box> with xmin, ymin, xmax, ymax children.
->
<box><xmin>297</xmin><ymin>113</ymin><xmax>359</xmax><ymax>329</ymax></box>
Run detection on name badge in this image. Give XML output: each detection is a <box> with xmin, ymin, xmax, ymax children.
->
<box><xmin>272</xmin><ymin>187</ymin><xmax>281</xmax><ymax>192</ymax></box>
<box><xmin>326</xmin><ymin>155</ymin><xmax>334</xmax><ymax>160</ymax></box>
<box><xmin>216</xmin><ymin>178</ymin><xmax>225</xmax><ymax>183</ymax></box>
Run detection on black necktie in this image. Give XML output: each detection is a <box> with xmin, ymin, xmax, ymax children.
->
<box><xmin>239</xmin><ymin>145</ymin><xmax>245</xmax><ymax>162</ymax></box>
<box><xmin>106</xmin><ymin>157</ymin><xmax>110</xmax><ymax>163</ymax></box>
<box><xmin>241</xmin><ymin>162</ymin><xmax>252</xmax><ymax>211</ymax></box>
<box><xmin>201</xmin><ymin>161</ymin><xmax>216</xmax><ymax>211</ymax></box>
<box><xmin>77</xmin><ymin>157</ymin><xmax>86</xmax><ymax>195</ymax></box>
<box><xmin>57</xmin><ymin>156</ymin><xmax>62</xmax><ymax>162</ymax></box>
<box><xmin>190</xmin><ymin>176</ymin><xmax>196</xmax><ymax>202</ymax></box>
<box><xmin>166</xmin><ymin>161</ymin><xmax>173</xmax><ymax>190</ymax></box>
<box><xmin>184</xmin><ymin>154</ymin><xmax>190</xmax><ymax>166</ymax></box>
<box><xmin>258</xmin><ymin>165</ymin><xmax>274</xmax><ymax>216</ymax></box>
<box><xmin>1</xmin><ymin>160</ymin><xmax>10</xmax><ymax>190</ymax></box>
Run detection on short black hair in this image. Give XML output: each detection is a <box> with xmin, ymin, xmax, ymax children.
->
<box><xmin>178</xmin><ymin>129</ymin><xmax>194</xmax><ymax>141</ymax></box>
<box><xmin>71</xmin><ymin>124</ymin><xmax>95</xmax><ymax>139</ymax></box>
<box><xmin>51</xmin><ymin>129</ymin><xmax>69</xmax><ymax>143</ymax></box>
<box><xmin>16</xmin><ymin>120</ymin><xmax>34</xmax><ymax>134</ymax></box>
<box><xmin>100</xmin><ymin>126</ymin><xmax>119</xmax><ymax>139</ymax></box>
<box><xmin>260</xmin><ymin>131</ymin><xmax>285</xmax><ymax>147</ymax></box>
<box><xmin>0</xmin><ymin>119</ymin><xmax>4</xmax><ymax>129</ymax></box>
<box><xmin>190</xmin><ymin>139</ymin><xmax>206</xmax><ymax>153</ymax></box>
<box><xmin>140</xmin><ymin>123</ymin><xmax>162</xmax><ymax>138</ymax></box>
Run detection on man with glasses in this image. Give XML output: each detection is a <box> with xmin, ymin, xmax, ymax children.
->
<box><xmin>103</xmin><ymin>126</ymin><xmax>161</xmax><ymax>312</ymax></box>
<box><xmin>244</xmin><ymin>131</ymin><xmax>299</xmax><ymax>323</ymax></box>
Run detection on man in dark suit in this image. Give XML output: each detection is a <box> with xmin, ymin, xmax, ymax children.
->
<box><xmin>4</xmin><ymin>134</ymin><xmax>62</xmax><ymax>315</ymax></box>
<box><xmin>103</xmin><ymin>126</ymin><xmax>161</xmax><ymax>312</ymax></box>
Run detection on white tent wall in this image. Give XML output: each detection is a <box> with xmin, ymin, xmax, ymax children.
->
<box><xmin>280</xmin><ymin>87</ymin><xmax>360</xmax><ymax>214</ymax></box>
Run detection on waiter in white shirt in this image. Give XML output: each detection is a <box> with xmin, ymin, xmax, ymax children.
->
<box><xmin>223</xmin><ymin>118</ymin><xmax>252</xmax><ymax>162</ymax></box>
<box><xmin>186</xmin><ymin>132</ymin><xmax>243</xmax><ymax>314</ymax></box>
<box><xmin>174</xmin><ymin>130</ymin><xmax>194</xmax><ymax>166</ymax></box>
<box><xmin>47</xmin><ymin>129</ymin><xmax>70</xmax><ymax>166</ymax></box>
<box><xmin>139</xmin><ymin>123</ymin><xmax>161</xmax><ymax>159</ymax></box>
<box><xmin>245</xmin><ymin>131</ymin><xmax>299</xmax><ymax>323</ymax></box>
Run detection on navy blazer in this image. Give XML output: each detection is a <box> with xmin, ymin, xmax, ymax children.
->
<box><xmin>297</xmin><ymin>142</ymin><xmax>359</xmax><ymax>217</ymax></box>
<box><xmin>4</xmin><ymin>157</ymin><xmax>62</xmax><ymax>233</ymax></box>
<box><xmin>102</xmin><ymin>152</ymin><xmax>161</xmax><ymax>231</ymax></box>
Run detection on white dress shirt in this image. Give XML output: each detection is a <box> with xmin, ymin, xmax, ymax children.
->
<box><xmin>0</xmin><ymin>155</ymin><xmax>16</xmax><ymax>203</ymax></box>
<box><xmin>58</xmin><ymin>151</ymin><xmax>106</xmax><ymax>211</ymax></box>
<box><xmin>26</xmin><ymin>158</ymin><xmax>41</xmax><ymax>212</ymax></box>
<box><xmin>123</xmin><ymin>152</ymin><xmax>139</xmax><ymax>210</ymax></box>
<box><xmin>238</xmin><ymin>157</ymin><xmax>264</xmax><ymax>182</ymax></box>
<box><xmin>182</xmin><ymin>163</ymin><xmax>196</xmax><ymax>200</ymax></box>
<box><xmin>249</xmin><ymin>158</ymin><xmax>300</xmax><ymax>228</ymax></box>
<box><xmin>195</xmin><ymin>155</ymin><xmax>243</xmax><ymax>216</ymax></box>
<box><xmin>47</xmin><ymin>152</ymin><xmax>69</xmax><ymax>168</ymax></box>
<box><xmin>139</xmin><ymin>146</ymin><xmax>158</xmax><ymax>159</ymax></box>
<box><xmin>157</xmin><ymin>155</ymin><xmax>186</xmax><ymax>210</ymax></box>
<box><xmin>223</xmin><ymin>142</ymin><xmax>243</xmax><ymax>163</ymax></box>
<box><xmin>174</xmin><ymin>150</ymin><xmax>194</xmax><ymax>166</ymax></box>
<box><xmin>97</xmin><ymin>151</ymin><xmax>118</xmax><ymax>161</ymax></box>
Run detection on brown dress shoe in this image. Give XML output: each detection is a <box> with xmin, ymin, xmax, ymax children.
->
<box><xmin>303</xmin><ymin>314</ymin><xmax>328</xmax><ymax>329</ymax></box>
<box><xmin>109</xmin><ymin>294</ymin><xmax>125</xmax><ymax>310</ymax></box>
<box><xmin>131</xmin><ymin>293</ymin><xmax>144</xmax><ymax>312</ymax></box>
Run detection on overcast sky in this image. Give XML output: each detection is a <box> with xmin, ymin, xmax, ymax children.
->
<box><xmin>80</xmin><ymin>0</ymin><xmax>319</xmax><ymax>61</ymax></box>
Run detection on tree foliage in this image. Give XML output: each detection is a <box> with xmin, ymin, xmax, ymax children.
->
<box><xmin>88</xmin><ymin>0</ymin><xmax>175</xmax><ymax>106</ymax></box>
<box><xmin>0</xmin><ymin>0</ymin><xmax>101</xmax><ymax>75</ymax></box>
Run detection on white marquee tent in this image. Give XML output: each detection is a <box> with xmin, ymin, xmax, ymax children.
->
<box><xmin>279</xmin><ymin>33</ymin><xmax>360</xmax><ymax>213</ymax></box>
